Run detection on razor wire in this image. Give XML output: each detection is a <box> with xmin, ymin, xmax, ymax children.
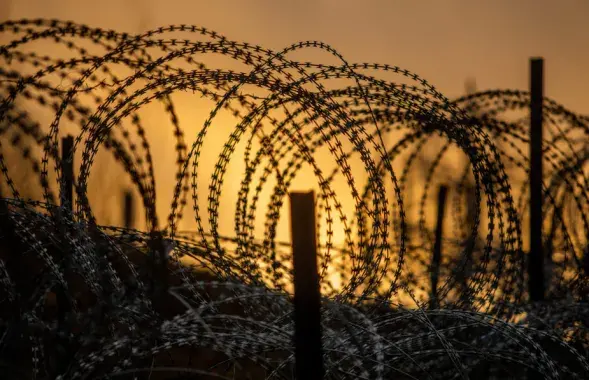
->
<box><xmin>0</xmin><ymin>19</ymin><xmax>587</xmax><ymax>379</ymax></box>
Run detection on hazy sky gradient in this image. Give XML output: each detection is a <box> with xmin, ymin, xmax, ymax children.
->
<box><xmin>3</xmin><ymin>0</ymin><xmax>588</xmax><ymax>115</ymax></box>
<box><xmin>0</xmin><ymin>1</ymin><xmax>586</xmax><ymax>244</ymax></box>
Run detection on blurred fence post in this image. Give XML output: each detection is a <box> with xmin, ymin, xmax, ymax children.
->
<box><xmin>123</xmin><ymin>190</ymin><xmax>134</xmax><ymax>229</ymax></box>
<box><xmin>54</xmin><ymin>135</ymin><xmax>75</xmax><ymax>376</ymax></box>
<box><xmin>148</xmin><ymin>231</ymin><xmax>169</xmax><ymax>312</ymax></box>
<box><xmin>61</xmin><ymin>135</ymin><xmax>74</xmax><ymax>214</ymax></box>
<box><xmin>430</xmin><ymin>185</ymin><xmax>448</xmax><ymax>309</ymax></box>
<box><xmin>529</xmin><ymin>57</ymin><xmax>545</xmax><ymax>302</ymax></box>
<box><xmin>459</xmin><ymin>184</ymin><xmax>477</xmax><ymax>305</ymax></box>
<box><xmin>289</xmin><ymin>191</ymin><xmax>323</xmax><ymax>380</ymax></box>
<box><xmin>583</xmin><ymin>246</ymin><xmax>589</xmax><ymax>276</ymax></box>
<box><xmin>0</xmin><ymin>183</ymin><xmax>21</xmax><ymax>271</ymax></box>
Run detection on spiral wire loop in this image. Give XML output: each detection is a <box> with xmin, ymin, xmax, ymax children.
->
<box><xmin>0</xmin><ymin>19</ymin><xmax>587</xmax><ymax>379</ymax></box>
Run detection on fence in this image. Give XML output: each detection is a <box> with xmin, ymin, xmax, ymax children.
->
<box><xmin>0</xmin><ymin>19</ymin><xmax>587</xmax><ymax>379</ymax></box>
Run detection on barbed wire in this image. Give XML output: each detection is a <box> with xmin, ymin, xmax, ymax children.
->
<box><xmin>0</xmin><ymin>19</ymin><xmax>587</xmax><ymax>379</ymax></box>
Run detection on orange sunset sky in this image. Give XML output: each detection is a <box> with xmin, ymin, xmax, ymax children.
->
<box><xmin>0</xmin><ymin>0</ymin><xmax>586</xmax><ymax>299</ymax></box>
<box><xmin>0</xmin><ymin>0</ymin><xmax>587</xmax><ymax>244</ymax></box>
<box><xmin>2</xmin><ymin>0</ymin><xmax>587</xmax><ymax>114</ymax></box>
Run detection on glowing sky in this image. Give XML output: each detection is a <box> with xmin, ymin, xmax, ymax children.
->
<box><xmin>1</xmin><ymin>0</ymin><xmax>586</xmax><ymax>300</ymax></box>
<box><xmin>3</xmin><ymin>0</ymin><xmax>588</xmax><ymax>115</ymax></box>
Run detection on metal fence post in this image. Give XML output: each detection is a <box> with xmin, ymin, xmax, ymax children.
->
<box><xmin>529</xmin><ymin>57</ymin><xmax>545</xmax><ymax>302</ymax></box>
<box><xmin>61</xmin><ymin>135</ymin><xmax>74</xmax><ymax>214</ymax></box>
<box><xmin>123</xmin><ymin>190</ymin><xmax>134</xmax><ymax>229</ymax></box>
<box><xmin>430</xmin><ymin>185</ymin><xmax>448</xmax><ymax>309</ymax></box>
<box><xmin>289</xmin><ymin>191</ymin><xmax>323</xmax><ymax>379</ymax></box>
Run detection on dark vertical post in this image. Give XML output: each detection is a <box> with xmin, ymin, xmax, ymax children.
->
<box><xmin>461</xmin><ymin>78</ymin><xmax>478</xmax><ymax>305</ymax></box>
<box><xmin>123</xmin><ymin>190</ymin><xmax>134</xmax><ymax>229</ymax></box>
<box><xmin>289</xmin><ymin>191</ymin><xmax>323</xmax><ymax>380</ymax></box>
<box><xmin>460</xmin><ymin>184</ymin><xmax>477</xmax><ymax>305</ymax></box>
<box><xmin>529</xmin><ymin>58</ymin><xmax>545</xmax><ymax>302</ymax></box>
<box><xmin>148</xmin><ymin>231</ymin><xmax>169</xmax><ymax>311</ymax></box>
<box><xmin>583</xmin><ymin>245</ymin><xmax>589</xmax><ymax>277</ymax></box>
<box><xmin>0</xmin><ymin>183</ymin><xmax>20</xmax><ymax>266</ymax></box>
<box><xmin>61</xmin><ymin>135</ymin><xmax>74</xmax><ymax>214</ymax></box>
<box><xmin>55</xmin><ymin>135</ymin><xmax>74</xmax><ymax>377</ymax></box>
<box><xmin>466</xmin><ymin>185</ymin><xmax>478</xmax><ymax>245</ymax></box>
<box><xmin>430</xmin><ymin>185</ymin><xmax>448</xmax><ymax>309</ymax></box>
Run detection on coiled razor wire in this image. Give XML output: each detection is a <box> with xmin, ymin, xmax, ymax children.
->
<box><xmin>0</xmin><ymin>19</ymin><xmax>586</xmax><ymax>379</ymax></box>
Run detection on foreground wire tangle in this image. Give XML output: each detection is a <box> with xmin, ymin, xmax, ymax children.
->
<box><xmin>0</xmin><ymin>19</ymin><xmax>587</xmax><ymax>379</ymax></box>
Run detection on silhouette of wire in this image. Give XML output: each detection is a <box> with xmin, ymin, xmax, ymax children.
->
<box><xmin>0</xmin><ymin>19</ymin><xmax>587</xmax><ymax>379</ymax></box>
